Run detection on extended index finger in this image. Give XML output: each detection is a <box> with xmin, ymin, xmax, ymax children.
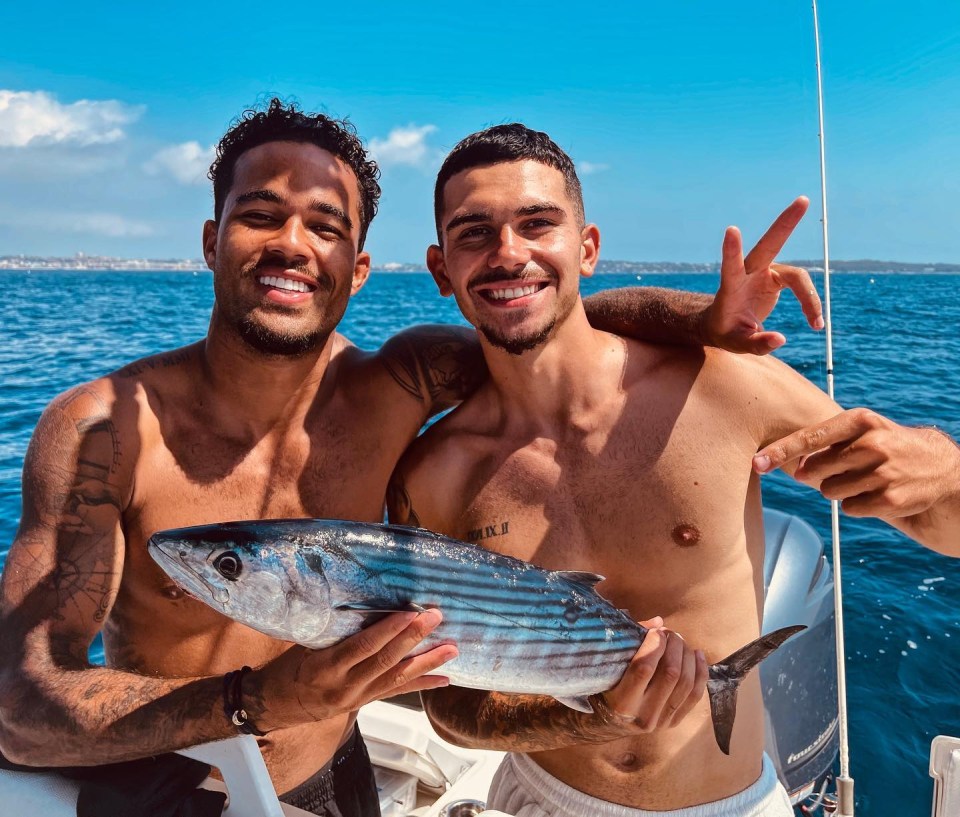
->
<box><xmin>743</xmin><ymin>196</ymin><xmax>809</xmax><ymax>274</ymax></box>
<box><xmin>754</xmin><ymin>410</ymin><xmax>867</xmax><ymax>473</ymax></box>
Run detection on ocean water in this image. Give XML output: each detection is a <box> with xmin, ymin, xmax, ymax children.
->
<box><xmin>1</xmin><ymin>269</ymin><xmax>957</xmax><ymax>812</ymax></box>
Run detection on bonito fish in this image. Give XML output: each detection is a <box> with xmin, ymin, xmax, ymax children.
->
<box><xmin>148</xmin><ymin>518</ymin><xmax>803</xmax><ymax>753</ymax></box>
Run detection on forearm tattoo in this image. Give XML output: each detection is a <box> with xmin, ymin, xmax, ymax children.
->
<box><xmin>425</xmin><ymin>689</ymin><xmax>632</xmax><ymax>752</ymax></box>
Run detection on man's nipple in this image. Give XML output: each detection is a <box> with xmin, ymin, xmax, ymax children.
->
<box><xmin>671</xmin><ymin>523</ymin><xmax>701</xmax><ymax>547</ymax></box>
<box><xmin>615</xmin><ymin>752</ymin><xmax>639</xmax><ymax>771</ymax></box>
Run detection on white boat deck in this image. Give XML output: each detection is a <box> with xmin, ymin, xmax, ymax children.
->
<box><xmin>0</xmin><ymin>700</ymin><xmax>509</xmax><ymax>817</ymax></box>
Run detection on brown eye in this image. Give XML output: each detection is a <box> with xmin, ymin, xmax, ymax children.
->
<box><xmin>214</xmin><ymin>551</ymin><xmax>242</xmax><ymax>581</ymax></box>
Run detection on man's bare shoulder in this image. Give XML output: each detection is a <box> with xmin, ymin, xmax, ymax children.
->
<box><xmin>691</xmin><ymin>345</ymin><xmax>839</xmax><ymax>445</ymax></box>
<box><xmin>112</xmin><ymin>343</ymin><xmax>202</xmax><ymax>385</ymax></box>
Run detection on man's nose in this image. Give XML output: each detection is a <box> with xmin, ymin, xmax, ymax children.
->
<box><xmin>488</xmin><ymin>226</ymin><xmax>530</xmax><ymax>270</ymax></box>
<box><xmin>265</xmin><ymin>217</ymin><xmax>310</xmax><ymax>263</ymax></box>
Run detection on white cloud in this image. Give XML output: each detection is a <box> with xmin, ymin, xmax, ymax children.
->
<box><xmin>369</xmin><ymin>124</ymin><xmax>437</xmax><ymax>167</ymax></box>
<box><xmin>71</xmin><ymin>213</ymin><xmax>155</xmax><ymax>237</ymax></box>
<box><xmin>0</xmin><ymin>90</ymin><xmax>143</xmax><ymax>148</ymax></box>
<box><xmin>578</xmin><ymin>161</ymin><xmax>611</xmax><ymax>176</ymax></box>
<box><xmin>144</xmin><ymin>141</ymin><xmax>215</xmax><ymax>185</ymax></box>
<box><xmin>0</xmin><ymin>207</ymin><xmax>155</xmax><ymax>238</ymax></box>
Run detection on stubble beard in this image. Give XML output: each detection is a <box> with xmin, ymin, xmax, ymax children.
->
<box><xmin>479</xmin><ymin>316</ymin><xmax>557</xmax><ymax>356</ymax></box>
<box><xmin>236</xmin><ymin>314</ymin><xmax>332</xmax><ymax>357</ymax></box>
<box><xmin>219</xmin><ymin>260</ymin><xmax>343</xmax><ymax>358</ymax></box>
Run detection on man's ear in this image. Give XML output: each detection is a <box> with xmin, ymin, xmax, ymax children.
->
<box><xmin>202</xmin><ymin>220</ymin><xmax>218</xmax><ymax>271</ymax></box>
<box><xmin>427</xmin><ymin>244</ymin><xmax>453</xmax><ymax>296</ymax></box>
<box><xmin>580</xmin><ymin>224</ymin><xmax>600</xmax><ymax>279</ymax></box>
<box><xmin>351</xmin><ymin>251</ymin><xmax>372</xmax><ymax>295</ymax></box>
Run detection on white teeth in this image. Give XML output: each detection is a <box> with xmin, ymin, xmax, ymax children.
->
<box><xmin>488</xmin><ymin>284</ymin><xmax>540</xmax><ymax>300</ymax></box>
<box><xmin>259</xmin><ymin>275</ymin><xmax>311</xmax><ymax>293</ymax></box>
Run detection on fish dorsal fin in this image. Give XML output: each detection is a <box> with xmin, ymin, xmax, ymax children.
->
<box><xmin>335</xmin><ymin>601</ymin><xmax>427</xmax><ymax>615</ymax></box>
<box><xmin>553</xmin><ymin>570</ymin><xmax>606</xmax><ymax>588</ymax></box>
<box><xmin>554</xmin><ymin>695</ymin><xmax>595</xmax><ymax>713</ymax></box>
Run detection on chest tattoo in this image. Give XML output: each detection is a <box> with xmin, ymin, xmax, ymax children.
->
<box><xmin>467</xmin><ymin>520</ymin><xmax>510</xmax><ymax>542</ymax></box>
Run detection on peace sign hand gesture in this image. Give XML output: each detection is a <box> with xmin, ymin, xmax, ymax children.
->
<box><xmin>703</xmin><ymin>196</ymin><xmax>824</xmax><ymax>355</ymax></box>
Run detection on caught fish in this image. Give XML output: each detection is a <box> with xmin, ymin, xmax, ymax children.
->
<box><xmin>148</xmin><ymin>518</ymin><xmax>803</xmax><ymax>753</ymax></box>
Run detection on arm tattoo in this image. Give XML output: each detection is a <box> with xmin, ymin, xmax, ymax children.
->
<box><xmin>380</xmin><ymin>326</ymin><xmax>487</xmax><ymax>412</ymax></box>
<box><xmin>117</xmin><ymin>348</ymin><xmax>193</xmax><ymax>379</ymax></box>
<box><xmin>424</xmin><ymin>689</ymin><xmax>634</xmax><ymax>752</ymax></box>
<box><xmin>12</xmin><ymin>387</ymin><xmax>123</xmax><ymax>629</ymax></box>
<box><xmin>386</xmin><ymin>474</ymin><xmax>422</xmax><ymax>528</ymax></box>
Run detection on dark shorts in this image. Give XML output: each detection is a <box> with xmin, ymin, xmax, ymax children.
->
<box><xmin>278</xmin><ymin>725</ymin><xmax>380</xmax><ymax>817</ymax></box>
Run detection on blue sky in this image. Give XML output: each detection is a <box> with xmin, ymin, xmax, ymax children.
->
<box><xmin>0</xmin><ymin>1</ymin><xmax>958</xmax><ymax>264</ymax></box>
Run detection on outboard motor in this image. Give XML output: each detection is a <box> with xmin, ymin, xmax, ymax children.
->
<box><xmin>761</xmin><ymin>509</ymin><xmax>840</xmax><ymax>812</ymax></box>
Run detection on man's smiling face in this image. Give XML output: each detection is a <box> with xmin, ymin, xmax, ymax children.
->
<box><xmin>429</xmin><ymin>159</ymin><xmax>596</xmax><ymax>355</ymax></box>
<box><xmin>203</xmin><ymin>140</ymin><xmax>371</xmax><ymax>357</ymax></box>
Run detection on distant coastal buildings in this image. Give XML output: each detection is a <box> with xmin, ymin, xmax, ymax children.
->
<box><xmin>0</xmin><ymin>253</ymin><xmax>204</xmax><ymax>272</ymax></box>
<box><xmin>0</xmin><ymin>254</ymin><xmax>958</xmax><ymax>274</ymax></box>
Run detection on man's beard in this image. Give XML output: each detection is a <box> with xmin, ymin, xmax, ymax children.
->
<box><xmin>479</xmin><ymin>315</ymin><xmax>556</xmax><ymax>356</ymax></box>
<box><xmin>236</xmin><ymin>314</ymin><xmax>331</xmax><ymax>357</ymax></box>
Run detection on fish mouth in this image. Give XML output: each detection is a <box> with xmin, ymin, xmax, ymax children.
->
<box><xmin>148</xmin><ymin>538</ymin><xmax>230</xmax><ymax>606</ymax></box>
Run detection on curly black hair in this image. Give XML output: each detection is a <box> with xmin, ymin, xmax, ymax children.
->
<box><xmin>209</xmin><ymin>98</ymin><xmax>381</xmax><ymax>250</ymax></box>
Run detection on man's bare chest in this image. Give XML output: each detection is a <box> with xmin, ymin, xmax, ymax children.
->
<box><xmin>449</xmin><ymin>420</ymin><xmax>759</xmax><ymax>591</ymax></box>
<box><xmin>128</xmin><ymin>415</ymin><xmax>402</xmax><ymax>541</ymax></box>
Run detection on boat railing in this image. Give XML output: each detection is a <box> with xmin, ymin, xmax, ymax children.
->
<box><xmin>930</xmin><ymin>735</ymin><xmax>960</xmax><ymax>817</ymax></box>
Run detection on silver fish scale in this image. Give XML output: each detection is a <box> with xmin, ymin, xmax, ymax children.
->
<box><xmin>308</xmin><ymin>525</ymin><xmax>645</xmax><ymax>696</ymax></box>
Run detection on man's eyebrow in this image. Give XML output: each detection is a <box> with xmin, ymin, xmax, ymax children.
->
<box><xmin>445</xmin><ymin>211</ymin><xmax>492</xmax><ymax>233</ymax></box>
<box><xmin>515</xmin><ymin>203</ymin><xmax>565</xmax><ymax>217</ymax></box>
<box><xmin>233</xmin><ymin>190</ymin><xmax>353</xmax><ymax>231</ymax></box>
<box><xmin>310</xmin><ymin>200</ymin><xmax>353</xmax><ymax>231</ymax></box>
<box><xmin>235</xmin><ymin>189</ymin><xmax>285</xmax><ymax>206</ymax></box>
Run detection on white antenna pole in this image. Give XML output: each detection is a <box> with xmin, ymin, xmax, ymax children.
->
<box><xmin>812</xmin><ymin>1</ymin><xmax>855</xmax><ymax>814</ymax></box>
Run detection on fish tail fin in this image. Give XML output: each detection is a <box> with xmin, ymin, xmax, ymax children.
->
<box><xmin>706</xmin><ymin>624</ymin><xmax>806</xmax><ymax>755</ymax></box>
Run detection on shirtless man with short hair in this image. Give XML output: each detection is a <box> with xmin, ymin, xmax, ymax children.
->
<box><xmin>388</xmin><ymin>124</ymin><xmax>960</xmax><ymax>816</ymax></box>
<box><xmin>0</xmin><ymin>101</ymin><xmax>818</xmax><ymax>817</ymax></box>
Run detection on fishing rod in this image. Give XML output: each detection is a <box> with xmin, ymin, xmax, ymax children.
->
<box><xmin>811</xmin><ymin>1</ymin><xmax>855</xmax><ymax>815</ymax></box>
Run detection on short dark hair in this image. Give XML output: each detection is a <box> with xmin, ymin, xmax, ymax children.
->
<box><xmin>434</xmin><ymin>123</ymin><xmax>584</xmax><ymax>241</ymax></box>
<box><xmin>209</xmin><ymin>98</ymin><xmax>381</xmax><ymax>250</ymax></box>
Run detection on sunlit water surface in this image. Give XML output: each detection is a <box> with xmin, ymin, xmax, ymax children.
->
<box><xmin>0</xmin><ymin>270</ymin><xmax>957</xmax><ymax>812</ymax></box>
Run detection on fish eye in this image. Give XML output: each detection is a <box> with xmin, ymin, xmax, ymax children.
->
<box><xmin>214</xmin><ymin>551</ymin><xmax>243</xmax><ymax>581</ymax></box>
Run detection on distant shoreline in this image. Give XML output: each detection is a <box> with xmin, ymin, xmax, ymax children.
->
<box><xmin>2</xmin><ymin>258</ymin><xmax>959</xmax><ymax>274</ymax></box>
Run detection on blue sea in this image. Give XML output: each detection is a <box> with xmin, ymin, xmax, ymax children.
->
<box><xmin>1</xmin><ymin>269</ymin><xmax>957</xmax><ymax>812</ymax></box>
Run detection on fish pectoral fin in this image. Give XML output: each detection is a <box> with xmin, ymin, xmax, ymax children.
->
<box><xmin>552</xmin><ymin>571</ymin><xmax>606</xmax><ymax>588</ymax></box>
<box><xmin>554</xmin><ymin>695</ymin><xmax>595</xmax><ymax>714</ymax></box>
<box><xmin>334</xmin><ymin>602</ymin><xmax>427</xmax><ymax>615</ymax></box>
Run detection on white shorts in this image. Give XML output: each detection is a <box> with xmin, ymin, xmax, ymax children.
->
<box><xmin>487</xmin><ymin>752</ymin><xmax>793</xmax><ymax>817</ymax></box>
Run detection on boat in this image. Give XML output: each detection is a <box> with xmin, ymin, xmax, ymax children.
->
<box><xmin>0</xmin><ymin>508</ymin><xmax>848</xmax><ymax>816</ymax></box>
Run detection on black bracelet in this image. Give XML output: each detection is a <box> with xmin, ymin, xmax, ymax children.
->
<box><xmin>223</xmin><ymin>666</ymin><xmax>265</xmax><ymax>737</ymax></box>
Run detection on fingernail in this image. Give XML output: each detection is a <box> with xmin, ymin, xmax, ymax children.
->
<box><xmin>814</xmin><ymin>317</ymin><xmax>825</xmax><ymax>330</ymax></box>
<box><xmin>754</xmin><ymin>454</ymin><xmax>771</xmax><ymax>473</ymax></box>
<box><xmin>696</xmin><ymin>650</ymin><xmax>705</xmax><ymax>662</ymax></box>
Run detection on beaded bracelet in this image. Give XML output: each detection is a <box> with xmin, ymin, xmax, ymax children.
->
<box><xmin>223</xmin><ymin>665</ymin><xmax>265</xmax><ymax>737</ymax></box>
